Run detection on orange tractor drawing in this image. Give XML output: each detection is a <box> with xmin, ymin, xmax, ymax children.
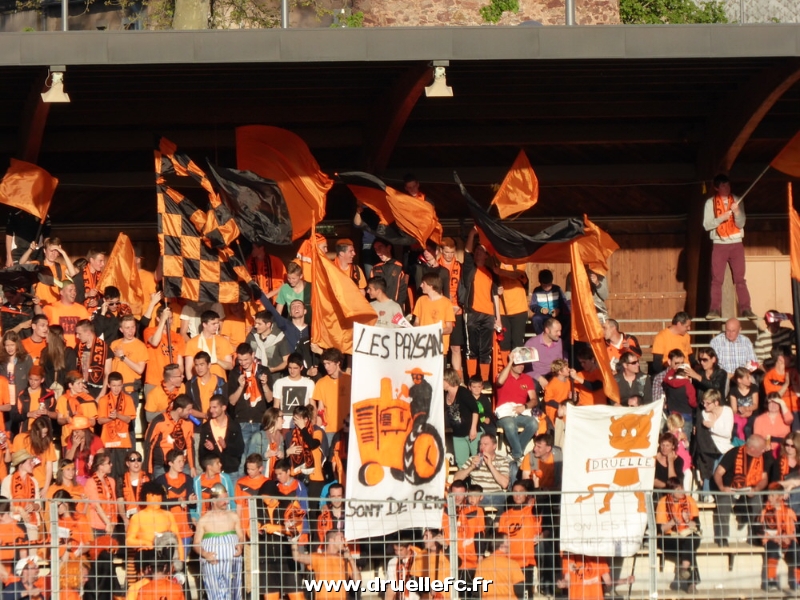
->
<box><xmin>353</xmin><ymin>376</ymin><xmax>444</xmax><ymax>487</ymax></box>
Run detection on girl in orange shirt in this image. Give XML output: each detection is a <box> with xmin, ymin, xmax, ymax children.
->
<box><xmin>497</xmin><ymin>480</ymin><xmax>542</xmax><ymax>597</ymax></box>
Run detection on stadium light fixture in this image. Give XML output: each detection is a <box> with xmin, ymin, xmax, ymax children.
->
<box><xmin>425</xmin><ymin>61</ymin><xmax>453</xmax><ymax>98</ymax></box>
<box><xmin>41</xmin><ymin>67</ymin><xmax>71</xmax><ymax>103</ymax></box>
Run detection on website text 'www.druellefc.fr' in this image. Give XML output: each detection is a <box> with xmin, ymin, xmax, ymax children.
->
<box><xmin>303</xmin><ymin>577</ymin><xmax>493</xmax><ymax>594</ymax></box>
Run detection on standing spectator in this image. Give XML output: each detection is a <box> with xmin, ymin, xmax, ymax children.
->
<box><xmin>74</xmin><ymin>249</ymin><xmax>106</xmax><ymax>311</ymax></box>
<box><xmin>6</xmin><ymin>210</ymin><xmax>50</xmax><ymax>266</ymax></box>
<box><xmin>369</xmin><ymin>239</ymin><xmax>408</xmax><ymax>308</ymax></box>
<box><xmin>245</xmin><ymin>311</ymin><xmax>289</xmax><ymax>377</ymax></box>
<box><xmin>247</xmin><ymin>243</ymin><xmax>287</xmax><ymax>303</ymax></box>
<box><xmin>412</xmin><ymin>272</ymin><xmax>456</xmax><ymax>355</ymax></box>
<box><xmin>39</xmin><ymin>281</ymin><xmax>90</xmax><ymax>349</ymax></box>
<box><xmin>40</xmin><ymin>326</ymin><xmax>77</xmax><ymax>399</ymax></box>
<box><xmin>119</xmin><ymin>449</ymin><xmax>149</xmax><ymax>526</ymax></box>
<box><xmin>603</xmin><ymin>319</ymin><xmax>642</xmax><ymax>373</ymax></box>
<box><xmin>291</xmin><ymin>529</ymin><xmax>360</xmax><ymax>599</ymax></box>
<box><xmin>12</xmin><ymin>365</ymin><xmax>57</xmax><ymax>436</ymax></box>
<box><xmin>703</xmin><ymin>174</ymin><xmax>756</xmax><ymax>320</ymax></box>
<box><xmin>83</xmin><ymin>452</ymin><xmax>118</xmax><ymax>536</ymax></box>
<box><xmin>144</xmin><ymin>364</ymin><xmax>185</xmax><ymax>424</ymax></box>
<box><xmin>524</xmin><ymin>318</ymin><xmax>567</xmax><ymax>392</ymax></box>
<box><xmin>439</xmin><ymin>238</ymin><xmax>464</xmax><ymax>376</ymax></box>
<box><xmin>543</xmin><ymin>360</ymin><xmax>572</xmax><ymax>439</ymax></box>
<box><xmin>0</xmin><ymin>331</ymin><xmax>33</xmax><ymax>404</ymax></box>
<box><xmin>144</xmin><ymin>395</ymin><xmax>196</xmax><ymax>479</ymax></box>
<box><xmin>570</xmin><ymin>349</ymin><xmax>605</xmax><ymax>406</ymax></box>
<box><xmin>194</xmin><ymin>484</ymin><xmax>244</xmax><ymax>600</ymax></box>
<box><xmin>126</xmin><ymin>480</ymin><xmax>184</xmax><ymax>559</ymax></box>
<box><xmin>184</xmin><ymin>310</ymin><xmax>234</xmax><ymax>380</ymax></box>
<box><xmin>143</xmin><ymin>304</ymin><xmax>185</xmax><ymax>399</ymax></box>
<box><xmin>442</xmin><ymin>368</ymin><xmax>479</xmax><ymax>468</ymax></box>
<box><xmin>25</xmin><ymin>237</ymin><xmax>74</xmax><ymax>306</ymax></box>
<box><xmin>63</xmin><ymin>417</ymin><xmax>104</xmax><ymax>485</ymax></box>
<box><xmin>651</xmin><ymin>312</ymin><xmax>693</xmax><ymax>374</ymax></box>
<box><xmin>468</xmin><ymin>375</ymin><xmax>497</xmax><ymax>438</ymax></box>
<box><xmin>615</xmin><ymin>351</ymin><xmax>651</xmax><ymax>406</ymax></box>
<box><xmin>179</xmin><ymin>300</ymin><xmax>224</xmax><ymax>341</ymax></box>
<box><xmin>261</xmin><ymin>300</ymin><xmax>318</xmax><ymax>378</ymax></box>
<box><xmin>93</xmin><ymin>285</ymin><xmax>132</xmax><ymax>344</ymax></box>
<box><xmin>492</xmin><ymin>261</ymin><xmax>528</xmax><ymax>351</ymax></box>
<box><xmin>97</xmin><ymin>372</ymin><xmax>136</xmax><ymax>478</ymax></box>
<box><xmin>272</xmin><ymin>354</ymin><xmax>315</xmax><ymax>430</ymax></box>
<box><xmin>74</xmin><ymin>319</ymin><xmax>112</xmax><ymax>400</ymax></box>
<box><xmin>198</xmin><ymin>395</ymin><xmax>244</xmax><ymax>482</ymax></box>
<box><xmin>412</xmin><ymin>242</ymin><xmax>449</xmax><ymax>303</ymax></box>
<box><xmin>494</xmin><ymin>349</ymin><xmax>538</xmax><ymax>464</ymax></box>
<box><xmin>711</xmin><ymin>318</ymin><xmax>757</xmax><ymax>375</ymax></box>
<box><xmin>475</xmin><ymin>535</ymin><xmax>525</xmax><ymax>600</ymax></box>
<box><xmin>755</xmin><ymin>311</ymin><xmax>795</xmax><ymax>365</ymax></box>
<box><xmin>11</xmin><ymin>415</ymin><xmax>56</xmax><ymax>492</ymax></box>
<box><xmin>333</xmin><ymin>239</ymin><xmax>366</xmax><ymax>295</ymax></box>
<box><xmin>497</xmin><ymin>481</ymin><xmax>541</xmax><ymax>597</ymax></box>
<box><xmin>248</xmin><ymin>408</ymin><xmax>285</xmax><ymax>478</ymax></box>
<box><xmin>155</xmin><ymin>449</ymin><xmax>196</xmax><ymax>551</ymax></box>
<box><xmin>529</xmin><ymin>269</ymin><xmax>569</xmax><ymax>336</ymax></box>
<box><xmin>21</xmin><ymin>315</ymin><xmax>49</xmax><ymax>366</ymax></box>
<box><xmin>1</xmin><ymin>449</ymin><xmax>41</xmax><ymax>536</ymax></box>
<box><xmin>758</xmin><ymin>482</ymin><xmax>799</xmax><ymax>591</ymax></box>
<box><xmin>275</xmin><ymin>261</ymin><xmax>310</xmax><ymax>319</ymax></box>
<box><xmin>2</xmin><ymin>556</ymin><xmax>47</xmax><ymax>600</ymax></box>
<box><xmin>366</xmin><ymin>277</ymin><xmax>403</xmax><ymax>328</ymax></box>
<box><xmin>461</xmin><ymin>229</ymin><xmax>498</xmax><ymax>383</ymax></box>
<box><xmin>192</xmin><ymin>456</ymin><xmax>235</xmax><ymax>521</ymax></box>
<box><xmin>311</xmin><ymin>348</ymin><xmax>351</xmax><ymax>440</ymax></box>
<box><xmin>228</xmin><ymin>344</ymin><xmax>271</xmax><ymax>470</ymax></box>
<box><xmin>110</xmin><ymin>315</ymin><xmax>148</xmax><ymax>401</ymax></box>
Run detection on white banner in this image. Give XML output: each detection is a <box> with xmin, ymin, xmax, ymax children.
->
<box><xmin>345</xmin><ymin>323</ymin><xmax>447</xmax><ymax>540</ymax></box>
<box><xmin>560</xmin><ymin>400</ymin><xmax>663</xmax><ymax>557</ymax></box>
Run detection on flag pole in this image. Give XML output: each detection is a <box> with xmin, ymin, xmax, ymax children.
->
<box><xmin>737</xmin><ymin>163</ymin><xmax>771</xmax><ymax>203</ymax></box>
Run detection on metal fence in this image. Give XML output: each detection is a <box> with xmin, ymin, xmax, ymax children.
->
<box><xmin>3</xmin><ymin>489</ymin><xmax>798</xmax><ymax>599</ymax></box>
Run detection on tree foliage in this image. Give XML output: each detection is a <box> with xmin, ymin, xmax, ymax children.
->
<box><xmin>620</xmin><ymin>0</ymin><xmax>728</xmax><ymax>24</ymax></box>
<box><xmin>480</xmin><ymin>0</ymin><xmax>519</xmax><ymax>24</ymax></box>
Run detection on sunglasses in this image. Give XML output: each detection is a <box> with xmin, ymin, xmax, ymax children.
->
<box><xmin>128</xmin><ymin>457</ymin><xmax>142</xmax><ymax>463</ymax></box>
<box><xmin>786</xmin><ymin>442</ymin><xmax>795</xmax><ymax>448</ymax></box>
<box><xmin>699</xmin><ymin>357</ymin><xmax>711</xmax><ymax>362</ymax></box>
<box><xmin>626</xmin><ymin>361</ymin><xmax>639</xmax><ymax>366</ymax></box>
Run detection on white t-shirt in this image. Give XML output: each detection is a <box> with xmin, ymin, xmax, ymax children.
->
<box><xmin>370</xmin><ymin>299</ymin><xmax>403</xmax><ymax>328</ymax></box>
<box><xmin>180</xmin><ymin>301</ymin><xmax>224</xmax><ymax>338</ymax></box>
<box><xmin>703</xmin><ymin>405</ymin><xmax>734</xmax><ymax>455</ymax></box>
<box><xmin>386</xmin><ymin>557</ymin><xmax>420</xmax><ymax>600</ymax></box>
<box><xmin>273</xmin><ymin>376</ymin><xmax>315</xmax><ymax>429</ymax></box>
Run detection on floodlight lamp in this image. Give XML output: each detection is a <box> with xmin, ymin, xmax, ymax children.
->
<box><xmin>41</xmin><ymin>70</ymin><xmax>71</xmax><ymax>103</ymax></box>
<box><xmin>425</xmin><ymin>66</ymin><xmax>453</xmax><ymax>98</ymax></box>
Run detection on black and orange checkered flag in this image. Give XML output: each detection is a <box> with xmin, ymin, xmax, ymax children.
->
<box><xmin>156</xmin><ymin>138</ymin><xmax>253</xmax><ymax>304</ymax></box>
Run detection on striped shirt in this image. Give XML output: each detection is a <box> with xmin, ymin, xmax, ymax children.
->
<box><xmin>755</xmin><ymin>327</ymin><xmax>795</xmax><ymax>363</ymax></box>
<box><xmin>461</xmin><ymin>455</ymin><xmax>511</xmax><ymax>495</ymax></box>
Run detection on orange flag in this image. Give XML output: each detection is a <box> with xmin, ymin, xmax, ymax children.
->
<box><xmin>490</xmin><ymin>150</ymin><xmax>539</xmax><ymax>219</ymax></box>
<box><xmin>339</xmin><ymin>172</ymin><xmax>443</xmax><ymax>246</ymax></box>
<box><xmin>310</xmin><ymin>229</ymin><xmax>377</xmax><ymax>354</ymax></box>
<box><xmin>97</xmin><ymin>233</ymin><xmax>145</xmax><ymax>317</ymax></box>
<box><xmin>772</xmin><ymin>131</ymin><xmax>800</xmax><ymax>178</ymax></box>
<box><xmin>236</xmin><ymin>126</ymin><xmax>333</xmax><ymax>241</ymax></box>
<box><xmin>570</xmin><ymin>240</ymin><xmax>619</xmax><ymax>404</ymax></box>
<box><xmin>0</xmin><ymin>159</ymin><xmax>58</xmax><ymax>223</ymax></box>
<box><xmin>789</xmin><ymin>183</ymin><xmax>800</xmax><ymax>281</ymax></box>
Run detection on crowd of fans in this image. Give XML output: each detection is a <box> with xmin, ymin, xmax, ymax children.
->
<box><xmin>0</xmin><ymin>171</ymin><xmax>798</xmax><ymax>599</ymax></box>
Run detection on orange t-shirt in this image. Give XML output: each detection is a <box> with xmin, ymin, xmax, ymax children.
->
<box><xmin>143</xmin><ymin>326</ymin><xmax>186</xmax><ymax>387</ymax></box>
<box><xmin>11</xmin><ymin>433</ymin><xmax>57</xmax><ymax>490</ymax></box>
<box><xmin>43</xmin><ymin>302</ymin><xmax>90</xmax><ymax>348</ymax></box>
<box><xmin>136</xmin><ymin>270</ymin><xmax>157</xmax><ymax>319</ymax></box>
<box><xmin>476</xmin><ymin>551</ymin><xmax>525</xmax><ymax>600</ymax></box>
<box><xmin>311</xmin><ymin>553</ymin><xmax>352</xmax><ymax>600</ymax></box>
<box><xmin>576</xmin><ymin>368</ymin><xmax>605</xmax><ymax>406</ymax></box>
<box><xmin>764</xmin><ymin>368</ymin><xmax>798</xmax><ymax>413</ymax></box>
<box><xmin>110</xmin><ymin>338</ymin><xmax>149</xmax><ymax>385</ymax></box>
<box><xmin>97</xmin><ymin>392</ymin><xmax>136</xmax><ymax>449</ymax></box>
<box><xmin>497</xmin><ymin>504</ymin><xmax>542</xmax><ymax>566</ymax></box>
<box><xmin>311</xmin><ymin>373</ymin><xmax>351</xmax><ymax>433</ymax></box>
<box><xmin>651</xmin><ymin>329</ymin><xmax>693</xmax><ymax>364</ymax></box>
<box><xmin>498</xmin><ymin>264</ymin><xmax>528</xmax><ymax>316</ymax></box>
<box><xmin>471</xmin><ymin>266</ymin><xmax>495</xmax><ymax>315</ymax></box>
<box><xmin>144</xmin><ymin>384</ymin><xmax>186</xmax><ymax>415</ymax></box>
<box><xmin>521</xmin><ymin>451</ymin><xmax>556</xmax><ymax>490</ymax></box>
<box><xmin>21</xmin><ymin>338</ymin><xmax>46</xmax><ymax>365</ymax></box>
<box><xmin>136</xmin><ymin>578</ymin><xmax>185</xmax><ymax>600</ymax></box>
<box><xmin>563</xmin><ymin>556</ymin><xmax>610</xmax><ymax>600</ymax></box>
<box><xmin>544</xmin><ymin>377</ymin><xmax>572</xmax><ymax>424</ymax></box>
<box><xmin>55</xmin><ymin>392</ymin><xmax>98</xmax><ymax>446</ymax></box>
<box><xmin>413</xmin><ymin>295</ymin><xmax>456</xmax><ymax>353</ymax></box>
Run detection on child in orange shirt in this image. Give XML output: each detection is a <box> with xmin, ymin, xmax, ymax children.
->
<box><xmin>559</xmin><ymin>554</ymin><xmax>634</xmax><ymax>600</ymax></box>
<box><xmin>497</xmin><ymin>480</ymin><xmax>541</xmax><ymax>597</ymax></box>
<box><xmin>544</xmin><ymin>360</ymin><xmax>573</xmax><ymax>425</ymax></box>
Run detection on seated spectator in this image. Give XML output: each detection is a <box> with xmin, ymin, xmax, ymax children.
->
<box><xmin>758</xmin><ymin>482</ymin><xmax>799</xmax><ymax>591</ymax></box>
<box><xmin>655</xmin><ymin>478</ymin><xmax>700</xmax><ymax>593</ymax></box>
<box><xmin>11</xmin><ymin>415</ymin><xmax>56</xmax><ymax>492</ymax></box>
<box><xmin>654</xmin><ymin>433</ymin><xmax>684</xmax><ymax>490</ymax></box>
<box><xmin>442</xmin><ymin>368</ymin><xmax>479</xmax><ymax>468</ymax></box>
<box><xmin>776</xmin><ymin>432</ymin><xmax>800</xmax><ymax>489</ymax></box>
<box><xmin>711</xmin><ymin>318</ymin><xmax>757</xmax><ymax>375</ymax></box>
<box><xmin>475</xmin><ymin>534</ymin><xmax>525</xmax><ymax>600</ymax></box>
<box><xmin>454</xmin><ymin>433</ymin><xmax>511</xmax><ymax>508</ymax></box>
<box><xmin>615</xmin><ymin>351</ymin><xmax>650</xmax><ymax>406</ymax></box>
<box><xmin>730</xmin><ymin>366</ymin><xmax>759</xmax><ymax>443</ymax></box>
<box><xmin>754</xmin><ymin>393</ymin><xmax>793</xmax><ymax>458</ymax></box>
<box><xmin>763</xmin><ymin>347</ymin><xmax>800</xmax><ymax>427</ymax></box>
<box><xmin>603</xmin><ymin>318</ymin><xmax>642</xmax><ymax>372</ymax></box>
<box><xmin>558</xmin><ymin>554</ymin><xmax>633</xmax><ymax>600</ymax></box>
<box><xmin>4</xmin><ymin>556</ymin><xmax>48</xmax><ymax>599</ymax></box>
<box><xmin>494</xmin><ymin>349</ymin><xmax>538</xmax><ymax>463</ymax></box>
<box><xmin>1</xmin><ymin>450</ymin><xmax>41</xmax><ymax>537</ymax></box>
<box><xmin>521</xmin><ymin>433</ymin><xmax>563</xmax><ymax>491</ymax></box>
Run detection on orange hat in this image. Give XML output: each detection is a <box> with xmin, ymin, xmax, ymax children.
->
<box><xmin>71</xmin><ymin>416</ymin><xmax>91</xmax><ymax>431</ymax></box>
<box><xmin>29</xmin><ymin>365</ymin><xmax>45</xmax><ymax>378</ymax></box>
<box><xmin>405</xmin><ymin>367</ymin><xmax>432</xmax><ymax>377</ymax></box>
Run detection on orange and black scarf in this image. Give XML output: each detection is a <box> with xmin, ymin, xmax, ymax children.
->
<box><xmin>160</xmin><ymin>381</ymin><xmax>180</xmax><ymax>406</ymax></box>
<box><xmin>81</xmin><ymin>265</ymin><xmax>101</xmax><ymax>308</ymax></box>
<box><xmin>122</xmin><ymin>472</ymin><xmax>150</xmax><ymax>512</ymax></box>
<box><xmin>239</xmin><ymin>366</ymin><xmax>262</xmax><ymax>406</ymax></box>
<box><xmin>290</xmin><ymin>424</ymin><xmax>314</xmax><ymax>471</ymax></box>
<box><xmin>77</xmin><ymin>336</ymin><xmax>107</xmax><ymax>387</ymax></box>
<box><xmin>665</xmin><ymin>495</ymin><xmax>693</xmax><ymax>532</ymax></box>
<box><xmin>732</xmin><ymin>446</ymin><xmax>764</xmax><ymax>489</ymax></box>
<box><xmin>11</xmin><ymin>471</ymin><xmax>36</xmax><ymax>501</ymax></box>
<box><xmin>439</xmin><ymin>256</ymin><xmax>462</xmax><ymax>305</ymax></box>
<box><xmin>166</xmin><ymin>411</ymin><xmax>188</xmax><ymax>453</ymax></box>
<box><xmin>761</xmin><ymin>499</ymin><xmax>796</xmax><ymax>547</ymax></box>
<box><xmin>713</xmin><ymin>195</ymin><xmax>741</xmax><ymax>239</ymax></box>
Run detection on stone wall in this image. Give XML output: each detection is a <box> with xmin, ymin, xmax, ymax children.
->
<box><xmin>357</xmin><ymin>0</ymin><xmax>620</xmax><ymax>26</ymax></box>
